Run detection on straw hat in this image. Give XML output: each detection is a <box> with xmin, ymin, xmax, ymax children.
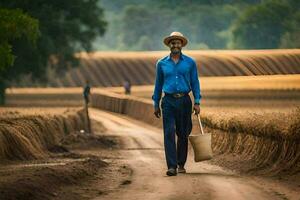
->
<box><xmin>163</xmin><ymin>32</ymin><xmax>188</xmax><ymax>47</ymax></box>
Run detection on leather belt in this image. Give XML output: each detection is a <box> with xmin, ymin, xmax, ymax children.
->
<box><xmin>165</xmin><ymin>92</ymin><xmax>188</xmax><ymax>98</ymax></box>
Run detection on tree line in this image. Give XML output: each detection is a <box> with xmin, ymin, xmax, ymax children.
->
<box><xmin>96</xmin><ymin>0</ymin><xmax>299</xmax><ymax>50</ymax></box>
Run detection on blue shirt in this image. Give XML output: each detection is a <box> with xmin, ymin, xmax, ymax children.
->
<box><xmin>152</xmin><ymin>53</ymin><xmax>201</xmax><ymax>108</ymax></box>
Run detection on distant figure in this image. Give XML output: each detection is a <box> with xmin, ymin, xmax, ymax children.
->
<box><xmin>83</xmin><ymin>81</ymin><xmax>91</xmax><ymax>104</ymax></box>
<box><xmin>83</xmin><ymin>81</ymin><xmax>92</xmax><ymax>133</ymax></box>
<box><xmin>124</xmin><ymin>80</ymin><xmax>131</xmax><ymax>95</ymax></box>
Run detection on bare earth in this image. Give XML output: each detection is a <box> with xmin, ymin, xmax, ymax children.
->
<box><xmin>89</xmin><ymin>108</ymin><xmax>299</xmax><ymax>200</ymax></box>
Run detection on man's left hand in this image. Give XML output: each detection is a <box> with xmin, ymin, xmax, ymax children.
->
<box><xmin>193</xmin><ymin>104</ymin><xmax>200</xmax><ymax>115</ymax></box>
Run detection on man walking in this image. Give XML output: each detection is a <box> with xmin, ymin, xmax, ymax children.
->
<box><xmin>152</xmin><ymin>32</ymin><xmax>201</xmax><ymax>176</ymax></box>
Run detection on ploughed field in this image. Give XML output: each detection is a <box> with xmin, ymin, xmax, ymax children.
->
<box><xmin>48</xmin><ymin>49</ymin><xmax>300</xmax><ymax>87</ymax></box>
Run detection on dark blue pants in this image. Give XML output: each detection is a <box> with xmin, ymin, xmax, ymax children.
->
<box><xmin>161</xmin><ymin>95</ymin><xmax>193</xmax><ymax>169</ymax></box>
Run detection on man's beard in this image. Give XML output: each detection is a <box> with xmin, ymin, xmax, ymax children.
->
<box><xmin>171</xmin><ymin>48</ymin><xmax>181</xmax><ymax>55</ymax></box>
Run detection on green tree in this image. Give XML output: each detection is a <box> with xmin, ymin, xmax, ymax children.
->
<box><xmin>0</xmin><ymin>0</ymin><xmax>107</xmax><ymax>89</ymax></box>
<box><xmin>136</xmin><ymin>36</ymin><xmax>153</xmax><ymax>50</ymax></box>
<box><xmin>174</xmin><ymin>4</ymin><xmax>238</xmax><ymax>49</ymax></box>
<box><xmin>232</xmin><ymin>0</ymin><xmax>293</xmax><ymax>49</ymax></box>
<box><xmin>121</xmin><ymin>5</ymin><xmax>173</xmax><ymax>50</ymax></box>
<box><xmin>280</xmin><ymin>16</ymin><xmax>300</xmax><ymax>48</ymax></box>
<box><xmin>0</xmin><ymin>8</ymin><xmax>39</xmax><ymax>104</ymax></box>
<box><xmin>280</xmin><ymin>1</ymin><xmax>300</xmax><ymax>48</ymax></box>
<box><xmin>98</xmin><ymin>2</ymin><xmax>240</xmax><ymax>51</ymax></box>
<box><xmin>95</xmin><ymin>0</ymin><xmax>265</xmax><ymax>51</ymax></box>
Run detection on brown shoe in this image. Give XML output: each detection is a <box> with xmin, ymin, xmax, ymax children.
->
<box><xmin>166</xmin><ymin>168</ymin><xmax>177</xmax><ymax>176</ymax></box>
<box><xmin>178</xmin><ymin>166</ymin><xmax>186</xmax><ymax>173</ymax></box>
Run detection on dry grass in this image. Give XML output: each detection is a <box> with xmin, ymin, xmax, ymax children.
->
<box><xmin>5</xmin><ymin>88</ymin><xmax>83</xmax><ymax>94</ymax></box>
<box><xmin>199</xmin><ymin>107</ymin><xmax>300</xmax><ymax>140</ymax></box>
<box><xmin>0</xmin><ymin>107</ymin><xmax>81</xmax><ymax>117</ymax></box>
<box><xmin>202</xmin><ymin>108</ymin><xmax>300</xmax><ymax>175</ymax></box>
<box><xmin>0</xmin><ymin>108</ymin><xmax>89</xmax><ymax>160</ymax></box>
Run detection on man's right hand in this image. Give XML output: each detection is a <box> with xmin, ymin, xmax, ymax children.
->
<box><xmin>154</xmin><ymin>107</ymin><xmax>161</xmax><ymax>118</ymax></box>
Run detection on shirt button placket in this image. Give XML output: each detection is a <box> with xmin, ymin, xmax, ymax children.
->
<box><xmin>175</xmin><ymin>63</ymin><xmax>179</xmax><ymax>91</ymax></box>
<box><xmin>176</xmin><ymin>75</ymin><xmax>178</xmax><ymax>90</ymax></box>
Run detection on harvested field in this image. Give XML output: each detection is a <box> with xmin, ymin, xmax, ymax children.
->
<box><xmin>6</xmin><ymin>75</ymin><xmax>300</xmax><ymax>108</ymax></box>
<box><xmin>5</xmin><ymin>88</ymin><xmax>84</xmax><ymax>107</ymax></box>
<box><xmin>199</xmin><ymin>107</ymin><xmax>300</xmax><ymax>140</ymax></box>
<box><xmin>47</xmin><ymin>49</ymin><xmax>300</xmax><ymax>87</ymax></box>
<box><xmin>193</xmin><ymin>108</ymin><xmax>300</xmax><ymax>175</ymax></box>
<box><xmin>103</xmin><ymin>74</ymin><xmax>300</xmax><ymax>111</ymax></box>
<box><xmin>107</xmin><ymin>74</ymin><xmax>300</xmax><ymax>95</ymax></box>
<box><xmin>205</xmin><ymin>112</ymin><xmax>300</xmax><ymax>175</ymax></box>
<box><xmin>0</xmin><ymin>107</ymin><xmax>81</xmax><ymax>117</ymax></box>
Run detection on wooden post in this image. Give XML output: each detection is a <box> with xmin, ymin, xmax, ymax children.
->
<box><xmin>85</xmin><ymin>101</ymin><xmax>92</xmax><ymax>133</ymax></box>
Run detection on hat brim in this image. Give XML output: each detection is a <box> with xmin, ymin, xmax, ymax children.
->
<box><xmin>163</xmin><ymin>35</ymin><xmax>188</xmax><ymax>47</ymax></box>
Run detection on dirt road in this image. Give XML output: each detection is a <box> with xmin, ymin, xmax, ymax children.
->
<box><xmin>89</xmin><ymin>108</ymin><xmax>294</xmax><ymax>200</ymax></box>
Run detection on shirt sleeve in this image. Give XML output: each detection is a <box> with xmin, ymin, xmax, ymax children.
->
<box><xmin>190</xmin><ymin>60</ymin><xmax>201</xmax><ymax>104</ymax></box>
<box><xmin>152</xmin><ymin>61</ymin><xmax>163</xmax><ymax>108</ymax></box>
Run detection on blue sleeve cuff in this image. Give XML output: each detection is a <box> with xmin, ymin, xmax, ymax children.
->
<box><xmin>194</xmin><ymin>99</ymin><xmax>200</xmax><ymax>104</ymax></box>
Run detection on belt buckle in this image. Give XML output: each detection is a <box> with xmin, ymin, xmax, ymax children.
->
<box><xmin>174</xmin><ymin>93</ymin><xmax>183</xmax><ymax>98</ymax></box>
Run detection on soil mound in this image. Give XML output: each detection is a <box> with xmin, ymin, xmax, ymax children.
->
<box><xmin>0</xmin><ymin>156</ymin><xmax>107</xmax><ymax>200</ymax></box>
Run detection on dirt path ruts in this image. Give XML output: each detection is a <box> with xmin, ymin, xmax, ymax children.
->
<box><xmin>89</xmin><ymin>108</ymin><xmax>293</xmax><ymax>200</ymax></box>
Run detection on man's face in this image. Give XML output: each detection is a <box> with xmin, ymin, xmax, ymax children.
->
<box><xmin>168</xmin><ymin>39</ymin><xmax>182</xmax><ymax>54</ymax></box>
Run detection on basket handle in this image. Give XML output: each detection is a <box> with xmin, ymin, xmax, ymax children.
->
<box><xmin>196</xmin><ymin>114</ymin><xmax>205</xmax><ymax>135</ymax></box>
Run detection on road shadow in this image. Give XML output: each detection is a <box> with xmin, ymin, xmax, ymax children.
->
<box><xmin>183</xmin><ymin>172</ymin><xmax>240</xmax><ymax>179</ymax></box>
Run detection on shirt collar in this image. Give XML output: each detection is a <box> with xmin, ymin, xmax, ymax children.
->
<box><xmin>167</xmin><ymin>53</ymin><xmax>184</xmax><ymax>61</ymax></box>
